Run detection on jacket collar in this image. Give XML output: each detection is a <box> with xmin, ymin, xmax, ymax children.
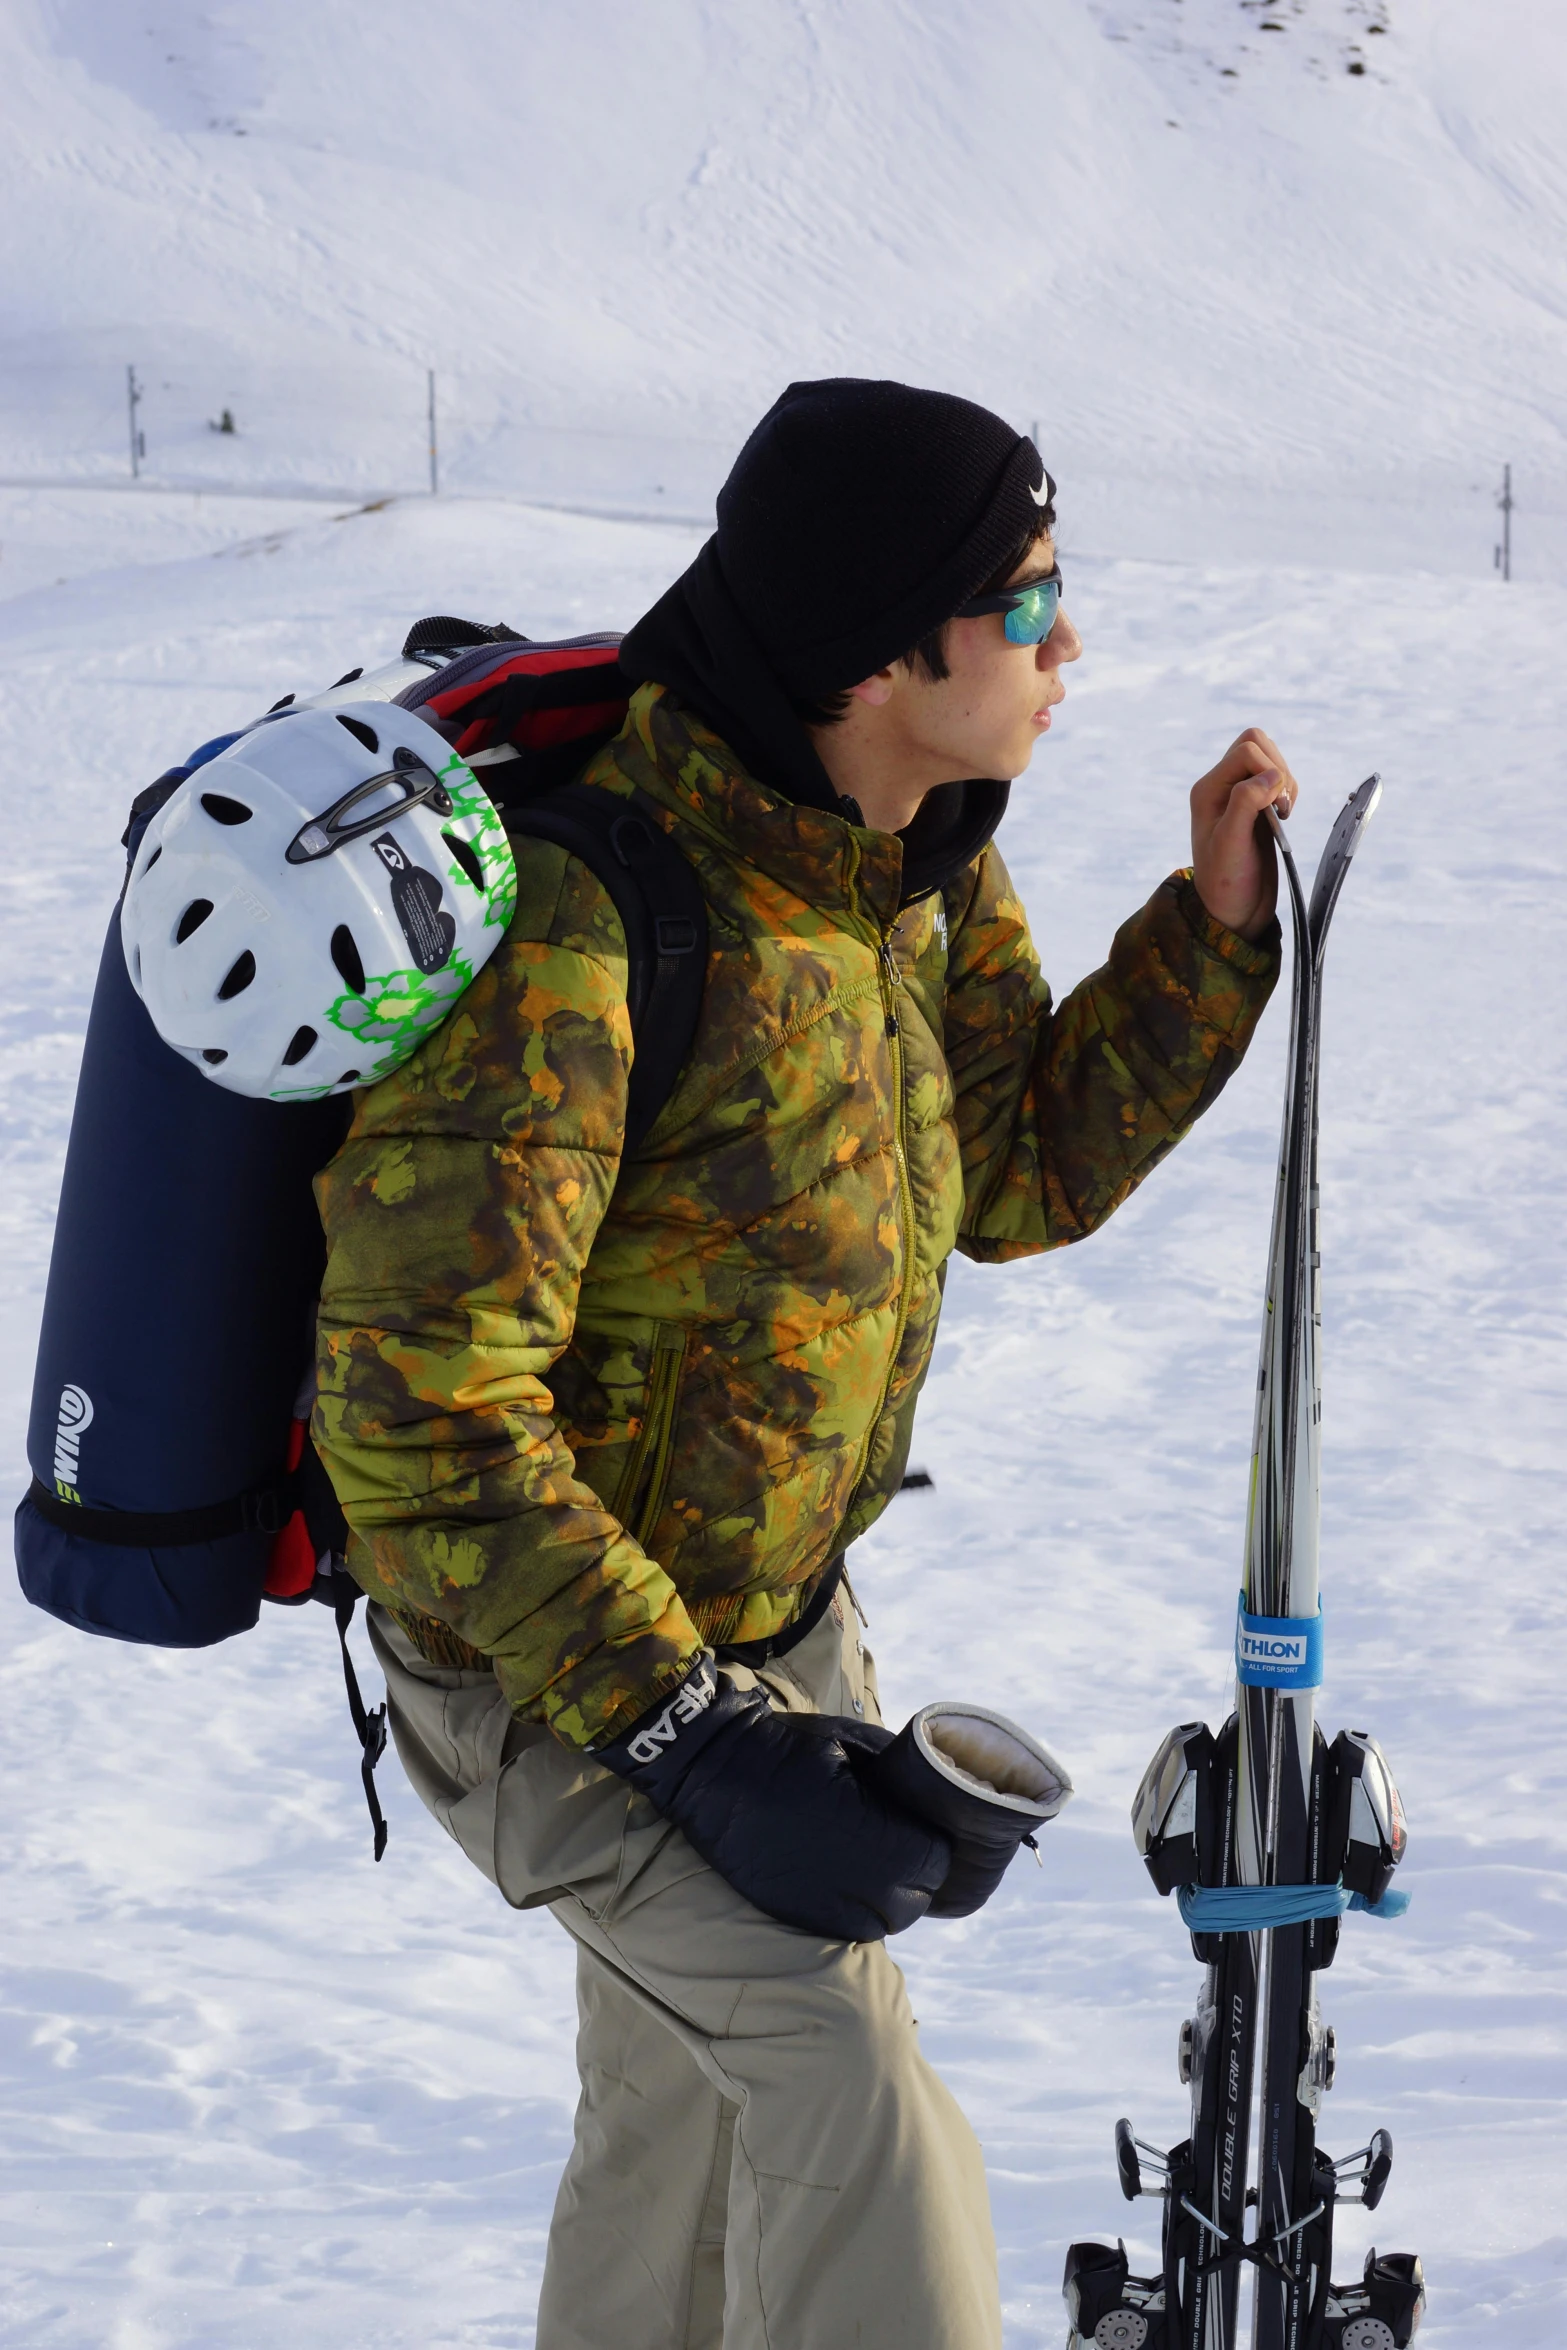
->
<box><xmin>612</xmin><ymin>686</ymin><xmax>1007</xmax><ymax>933</ymax></box>
<box><xmin>617</xmin><ymin>537</ymin><xmax>1010</xmax><ymax>911</ymax></box>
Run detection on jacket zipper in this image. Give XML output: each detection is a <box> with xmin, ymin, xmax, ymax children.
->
<box><xmin>864</xmin><ymin>928</ymin><xmax>919</xmax><ymax>1464</ymax></box>
<box><xmin>611</xmin><ymin>1320</ymin><xmax>687</xmax><ymax>1548</ymax></box>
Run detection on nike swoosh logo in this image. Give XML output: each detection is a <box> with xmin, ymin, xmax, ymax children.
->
<box><xmin>1029</xmin><ymin>479</ymin><xmax>1051</xmax><ymax>506</ymax></box>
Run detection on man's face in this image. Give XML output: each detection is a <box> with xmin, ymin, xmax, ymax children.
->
<box><xmin>896</xmin><ymin>535</ymin><xmax>1082</xmax><ymax>784</ymax></box>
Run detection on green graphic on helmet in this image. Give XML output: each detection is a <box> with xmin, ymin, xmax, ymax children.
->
<box><xmin>328</xmin><ymin>955</ymin><xmax>476</xmax><ymax>1052</ymax></box>
<box><xmin>269</xmin><ymin>764</ymin><xmax>512</xmax><ymax>1104</ymax></box>
<box><xmin>266</xmin><ymin>954</ymin><xmax>481</xmax><ymax>1100</ymax></box>
<box><xmin>440</xmin><ymin>755</ymin><xmax>517</xmax><ymax>933</ymax></box>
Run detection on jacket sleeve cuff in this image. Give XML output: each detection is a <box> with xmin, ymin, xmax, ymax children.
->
<box><xmin>501</xmin><ymin>1618</ymin><xmax>710</xmax><ymax>1754</ymax></box>
<box><xmin>590</xmin><ymin>1653</ymin><xmax>725</xmax><ymax>1773</ymax></box>
<box><xmin>1172</xmin><ymin>871</ymin><xmax>1281</xmax><ymax>980</ymax></box>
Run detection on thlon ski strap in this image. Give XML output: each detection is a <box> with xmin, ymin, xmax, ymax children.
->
<box><xmin>1177</xmin><ymin>1881</ymin><xmax>1411</xmax><ymax>1932</ymax></box>
<box><xmin>1235</xmin><ymin>1593</ymin><xmax>1324</xmax><ymax>1689</ymax></box>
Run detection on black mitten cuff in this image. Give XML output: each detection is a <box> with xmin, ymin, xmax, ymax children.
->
<box><xmin>861</xmin><ymin>1702</ymin><xmax>1074</xmax><ymax>1917</ymax></box>
<box><xmin>593</xmin><ymin>1654</ymin><xmax>745</xmax><ymax>1795</ymax></box>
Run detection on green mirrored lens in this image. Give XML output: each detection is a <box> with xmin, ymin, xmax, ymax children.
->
<box><xmin>1003</xmin><ymin>579</ymin><xmax>1062</xmax><ymax>645</ymax></box>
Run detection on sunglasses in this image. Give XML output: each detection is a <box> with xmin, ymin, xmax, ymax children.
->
<box><xmin>955</xmin><ymin>567</ymin><xmax>1063</xmax><ymax>646</ymax></box>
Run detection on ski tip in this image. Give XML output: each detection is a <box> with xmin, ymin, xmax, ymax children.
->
<box><xmin>1332</xmin><ymin>772</ymin><xmax>1383</xmax><ymax>863</ymax></box>
<box><xmin>1306</xmin><ymin>773</ymin><xmax>1383</xmax><ymax>953</ymax></box>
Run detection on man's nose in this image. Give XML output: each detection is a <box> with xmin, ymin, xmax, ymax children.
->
<box><xmin>1038</xmin><ymin>611</ymin><xmax>1083</xmax><ymax>668</ymax></box>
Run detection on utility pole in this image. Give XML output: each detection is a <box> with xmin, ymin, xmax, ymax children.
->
<box><xmin>1494</xmin><ymin>463</ymin><xmax>1513</xmax><ymax>580</ymax></box>
<box><xmin>428</xmin><ymin>368</ymin><xmax>438</xmax><ymax>496</ymax></box>
<box><xmin>127</xmin><ymin>365</ymin><xmax>144</xmax><ymax>479</ymax></box>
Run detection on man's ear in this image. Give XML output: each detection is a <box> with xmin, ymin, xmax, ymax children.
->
<box><xmin>846</xmin><ymin>665</ymin><xmax>898</xmax><ymax>709</ymax></box>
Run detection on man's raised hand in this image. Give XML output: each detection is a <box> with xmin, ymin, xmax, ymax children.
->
<box><xmin>1190</xmin><ymin>728</ymin><xmax>1299</xmax><ymax>942</ymax></box>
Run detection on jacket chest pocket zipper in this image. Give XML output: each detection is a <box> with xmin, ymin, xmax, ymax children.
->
<box><xmin>880</xmin><ymin>937</ymin><xmax>900</xmax><ymax>1037</ymax></box>
<box><xmin>611</xmin><ymin>1321</ymin><xmax>687</xmax><ymax>1550</ymax></box>
<box><xmin>845</xmin><ymin>930</ymin><xmax>918</xmax><ymax>1507</ymax></box>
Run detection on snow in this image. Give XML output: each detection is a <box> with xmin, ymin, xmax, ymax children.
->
<box><xmin>2</xmin><ymin>4</ymin><xmax>1565</xmax><ymax>2344</ymax></box>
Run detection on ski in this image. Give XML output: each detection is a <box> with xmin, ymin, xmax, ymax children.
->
<box><xmin>1063</xmin><ymin>778</ymin><xmax>1427</xmax><ymax>2350</ymax></box>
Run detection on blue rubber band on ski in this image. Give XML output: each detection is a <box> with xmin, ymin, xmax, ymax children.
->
<box><xmin>1176</xmin><ymin>1881</ymin><xmax>1410</xmax><ymax>1932</ymax></box>
<box><xmin>1235</xmin><ymin>1594</ymin><xmax>1323</xmax><ymax>1690</ymax></box>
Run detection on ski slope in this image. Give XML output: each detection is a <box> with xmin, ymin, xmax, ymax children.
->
<box><xmin>4</xmin><ymin>0</ymin><xmax>1567</xmax><ymax>573</ymax></box>
<box><xmin>2</xmin><ymin>5</ymin><xmax>1565</xmax><ymax>2345</ymax></box>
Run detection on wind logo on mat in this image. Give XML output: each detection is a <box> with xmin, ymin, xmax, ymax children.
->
<box><xmin>53</xmin><ymin>1384</ymin><xmax>93</xmax><ymax>1502</ymax></box>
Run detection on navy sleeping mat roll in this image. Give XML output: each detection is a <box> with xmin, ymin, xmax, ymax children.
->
<box><xmin>15</xmin><ymin>908</ymin><xmax>350</xmax><ymax>1646</ymax></box>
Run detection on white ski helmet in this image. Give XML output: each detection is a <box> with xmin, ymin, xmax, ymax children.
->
<box><xmin>121</xmin><ymin>702</ymin><xmax>517</xmax><ymax>1100</ymax></box>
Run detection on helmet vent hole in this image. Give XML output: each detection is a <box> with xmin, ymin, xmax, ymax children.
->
<box><xmin>217</xmin><ymin>949</ymin><xmax>257</xmax><ymax>1000</ymax></box>
<box><xmin>142</xmin><ymin>844</ymin><xmax>162</xmax><ymax>872</ymax></box>
<box><xmin>339</xmin><ymin>1070</ymin><xmax>361</xmax><ymax>1085</ymax></box>
<box><xmin>331</xmin><ymin>924</ymin><xmax>367</xmax><ymax>995</ymax></box>
<box><xmin>336</xmin><ymin>715</ymin><xmax>380</xmax><ymax>755</ymax></box>
<box><xmin>131</xmin><ymin>947</ymin><xmax>142</xmax><ymax>985</ymax></box>
<box><xmin>443</xmin><ymin>831</ymin><xmax>485</xmax><ymax>890</ymax></box>
<box><xmin>175</xmin><ymin>898</ymin><xmax>214</xmax><ymax>943</ymax></box>
<box><xmin>200</xmin><ymin>792</ymin><xmax>253</xmax><ymax>825</ymax></box>
<box><xmin>281</xmin><ymin>1024</ymin><xmax>318</xmax><ymax>1067</ymax></box>
<box><xmin>201</xmin><ymin>1048</ymin><xmax>228</xmax><ymax>1065</ymax></box>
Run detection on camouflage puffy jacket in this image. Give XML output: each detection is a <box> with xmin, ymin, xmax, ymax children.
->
<box><xmin>313</xmin><ymin>685</ymin><xmax>1278</xmax><ymax>1749</ymax></box>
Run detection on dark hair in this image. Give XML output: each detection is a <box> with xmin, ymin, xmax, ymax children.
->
<box><xmin>793</xmin><ymin>493</ymin><xmax>1057</xmax><ymax>729</ymax></box>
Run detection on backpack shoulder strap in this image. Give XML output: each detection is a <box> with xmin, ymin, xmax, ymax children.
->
<box><xmin>506</xmin><ymin>785</ymin><xmax>708</xmax><ymax>1154</ymax></box>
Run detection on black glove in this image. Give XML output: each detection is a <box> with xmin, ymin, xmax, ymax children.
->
<box><xmin>593</xmin><ymin>1655</ymin><xmax>951</xmax><ymax>1941</ymax></box>
<box><xmin>860</xmin><ymin>1702</ymin><xmax>1073</xmax><ymax>1917</ymax></box>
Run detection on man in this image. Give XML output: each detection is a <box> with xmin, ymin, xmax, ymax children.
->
<box><xmin>313</xmin><ymin>379</ymin><xmax>1293</xmax><ymax>2348</ymax></box>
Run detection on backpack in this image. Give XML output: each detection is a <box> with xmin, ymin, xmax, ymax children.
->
<box><xmin>14</xmin><ymin>620</ymin><xmax>707</xmax><ymax>1856</ymax></box>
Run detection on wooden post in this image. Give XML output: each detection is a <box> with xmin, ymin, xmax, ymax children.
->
<box><xmin>428</xmin><ymin>369</ymin><xmax>438</xmax><ymax>496</ymax></box>
<box><xmin>127</xmin><ymin>365</ymin><xmax>143</xmax><ymax>479</ymax></box>
<box><xmin>1495</xmin><ymin>463</ymin><xmax>1513</xmax><ymax>580</ymax></box>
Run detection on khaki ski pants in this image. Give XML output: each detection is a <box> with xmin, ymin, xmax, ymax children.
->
<box><xmin>368</xmin><ymin>1590</ymin><xmax>1002</xmax><ymax>2350</ymax></box>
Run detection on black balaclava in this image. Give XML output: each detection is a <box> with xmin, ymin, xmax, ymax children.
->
<box><xmin>619</xmin><ymin>378</ymin><xmax>1052</xmax><ymax>898</ymax></box>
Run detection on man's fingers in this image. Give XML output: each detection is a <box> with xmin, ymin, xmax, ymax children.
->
<box><xmin>1214</xmin><ymin>729</ymin><xmax>1282</xmax><ymax>784</ymax></box>
<box><xmin>1218</xmin><ymin>756</ymin><xmax>1297</xmax><ymax>819</ymax></box>
<box><xmin>1193</xmin><ymin>730</ymin><xmax>1296</xmax><ymax>814</ymax></box>
<box><xmin>1230</xmin><ymin>766</ymin><xmax>1295</xmax><ymax>818</ymax></box>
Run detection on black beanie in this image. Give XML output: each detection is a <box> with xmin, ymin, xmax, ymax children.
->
<box><xmin>618</xmin><ymin>376</ymin><xmax>1046</xmax><ymax>862</ymax></box>
<box><xmin>714</xmin><ymin>378</ymin><xmax>1048</xmax><ymax>698</ymax></box>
